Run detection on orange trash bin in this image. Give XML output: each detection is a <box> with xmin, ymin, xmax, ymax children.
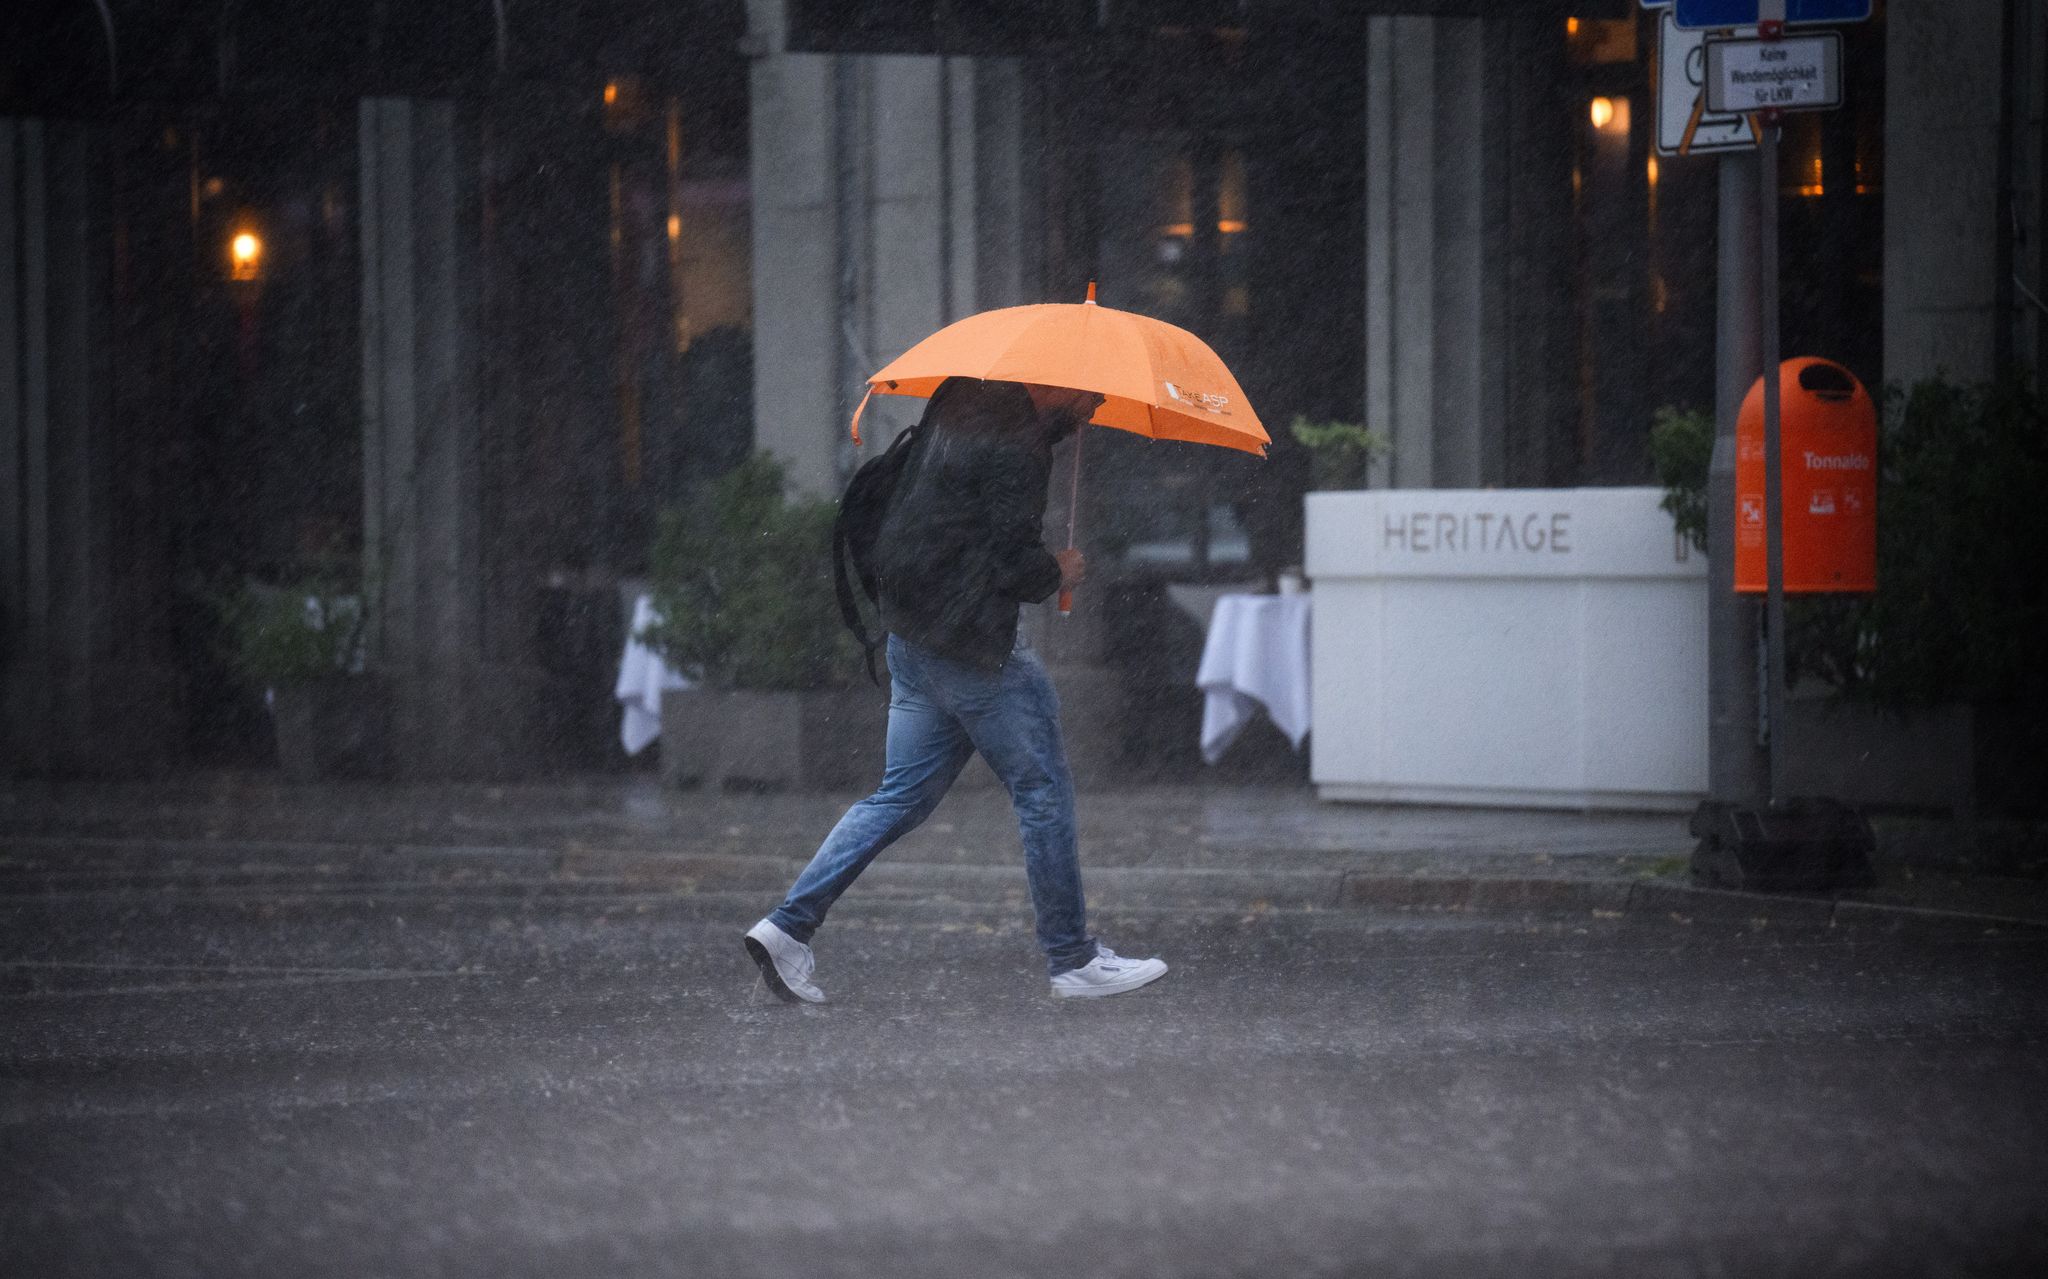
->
<box><xmin>1735</xmin><ymin>357</ymin><xmax>1877</xmax><ymax>594</ymax></box>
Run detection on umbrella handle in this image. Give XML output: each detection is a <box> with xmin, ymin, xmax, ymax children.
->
<box><xmin>849</xmin><ymin>386</ymin><xmax>874</xmax><ymax>446</ymax></box>
<box><xmin>1059</xmin><ymin>419</ymin><xmax>1086</xmax><ymax>616</ymax></box>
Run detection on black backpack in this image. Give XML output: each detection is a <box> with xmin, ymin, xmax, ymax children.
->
<box><xmin>832</xmin><ymin>421</ymin><xmax>923</xmax><ymax>685</ymax></box>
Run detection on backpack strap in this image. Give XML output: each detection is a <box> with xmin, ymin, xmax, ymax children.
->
<box><xmin>831</xmin><ymin>511</ymin><xmax>884</xmax><ymax>686</ymax></box>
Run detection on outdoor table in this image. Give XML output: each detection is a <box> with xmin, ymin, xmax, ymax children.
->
<box><xmin>1195</xmin><ymin>593</ymin><xmax>1312</xmax><ymax>765</ymax></box>
<box><xmin>613</xmin><ymin>594</ymin><xmax>692</xmax><ymax>755</ymax></box>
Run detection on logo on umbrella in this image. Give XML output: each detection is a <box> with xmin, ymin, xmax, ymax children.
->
<box><xmin>1163</xmin><ymin>381</ymin><xmax>1232</xmax><ymax>415</ymax></box>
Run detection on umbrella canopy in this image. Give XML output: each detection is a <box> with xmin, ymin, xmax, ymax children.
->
<box><xmin>851</xmin><ymin>285</ymin><xmax>1267</xmax><ymax>456</ymax></box>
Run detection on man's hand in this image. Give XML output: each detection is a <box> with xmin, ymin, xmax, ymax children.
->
<box><xmin>1024</xmin><ymin>384</ymin><xmax>1107</xmax><ymax>440</ymax></box>
<box><xmin>1025</xmin><ymin>384</ymin><xmax>1106</xmax><ymax>420</ymax></box>
<box><xmin>1056</xmin><ymin>547</ymin><xmax>1087</xmax><ymax>590</ymax></box>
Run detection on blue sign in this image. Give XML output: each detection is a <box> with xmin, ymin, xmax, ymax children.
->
<box><xmin>1673</xmin><ymin>0</ymin><xmax>1870</xmax><ymax>27</ymax></box>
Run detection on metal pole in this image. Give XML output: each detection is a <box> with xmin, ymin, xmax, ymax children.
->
<box><xmin>1708</xmin><ymin>150</ymin><xmax>1767</xmax><ymax>808</ymax></box>
<box><xmin>1759</xmin><ymin>111</ymin><xmax>1788</xmax><ymax>806</ymax></box>
<box><xmin>1755</xmin><ymin>0</ymin><xmax>1789</xmax><ymax>806</ymax></box>
<box><xmin>1059</xmin><ymin>422</ymin><xmax>1085</xmax><ymax>616</ymax></box>
<box><xmin>1992</xmin><ymin>0</ymin><xmax>2016</xmax><ymax>378</ymax></box>
<box><xmin>1059</xmin><ymin>282</ymin><xmax>1100</xmax><ymax>617</ymax></box>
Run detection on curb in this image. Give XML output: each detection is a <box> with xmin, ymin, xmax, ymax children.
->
<box><xmin>1335</xmin><ymin>873</ymin><xmax>2044</xmax><ymax>934</ymax></box>
<box><xmin>902</xmin><ymin>865</ymin><xmax>2047</xmax><ymax>932</ymax></box>
<box><xmin>9</xmin><ymin>832</ymin><xmax>2043</xmax><ymax>934</ymax></box>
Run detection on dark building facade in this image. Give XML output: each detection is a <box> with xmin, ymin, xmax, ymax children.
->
<box><xmin>3</xmin><ymin>1</ymin><xmax>2038</xmax><ymax>778</ymax></box>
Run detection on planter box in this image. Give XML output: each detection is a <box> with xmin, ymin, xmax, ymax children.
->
<box><xmin>270</xmin><ymin>675</ymin><xmax>393</xmax><ymax>781</ymax></box>
<box><xmin>660</xmin><ymin>687</ymin><xmax>888</xmax><ymax>791</ymax></box>
<box><xmin>1305</xmin><ymin>488</ymin><xmax>1708</xmax><ymax>811</ymax></box>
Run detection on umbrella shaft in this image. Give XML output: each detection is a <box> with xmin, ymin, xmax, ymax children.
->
<box><xmin>1059</xmin><ymin>427</ymin><xmax>1085</xmax><ymax>616</ymax></box>
<box><xmin>1065</xmin><ymin>424</ymin><xmax>1085</xmax><ymax>550</ymax></box>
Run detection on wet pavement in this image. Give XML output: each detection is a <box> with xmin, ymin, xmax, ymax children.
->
<box><xmin>0</xmin><ymin>773</ymin><xmax>1697</xmax><ymax>867</ymax></box>
<box><xmin>5</xmin><ymin>773</ymin><xmax>2041</xmax><ymax>924</ymax></box>
<box><xmin>4</xmin><ymin>778</ymin><xmax>2047</xmax><ymax>1276</ymax></box>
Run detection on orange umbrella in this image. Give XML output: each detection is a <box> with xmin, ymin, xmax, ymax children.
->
<box><xmin>850</xmin><ymin>282</ymin><xmax>1267</xmax><ymax>456</ymax></box>
<box><xmin>849</xmin><ymin>283</ymin><xmax>1265</xmax><ymax>612</ymax></box>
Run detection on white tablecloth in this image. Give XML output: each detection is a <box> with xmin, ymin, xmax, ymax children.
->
<box><xmin>1195</xmin><ymin>593</ymin><xmax>1312</xmax><ymax>765</ymax></box>
<box><xmin>614</xmin><ymin>594</ymin><xmax>693</xmax><ymax>755</ymax></box>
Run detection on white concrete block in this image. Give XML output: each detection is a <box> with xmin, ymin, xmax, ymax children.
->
<box><xmin>1307</xmin><ymin>489</ymin><xmax>1707</xmax><ymax>811</ymax></box>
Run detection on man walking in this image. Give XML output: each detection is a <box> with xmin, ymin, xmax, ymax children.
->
<box><xmin>744</xmin><ymin>377</ymin><xmax>1169</xmax><ymax>1004</ymax></box>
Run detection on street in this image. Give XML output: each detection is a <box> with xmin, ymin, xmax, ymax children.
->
<box><xmin>3</xmin><ymin>2</ymin><xmax>2040</xmax><ymax>1275</ymax></box>
<box><xmin>4</xmin><ymin>823</ymin><xmax>2046</xmax><ymax>1278</ymax></box>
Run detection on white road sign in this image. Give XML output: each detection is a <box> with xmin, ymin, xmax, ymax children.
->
<box><xmin>1704</xmin><ymin>33</ymin><xmax>1843</xmax><ymax>113</ymax></box>
<box><xmin>1657</xmin><ymin>10</ymin><xmax>1757</xmax><ymax>155</ymax></box>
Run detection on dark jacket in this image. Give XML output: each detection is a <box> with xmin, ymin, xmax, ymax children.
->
<box><xmin>874</xmin><ymin>378</ymin><xmax>1064</xmax><ymax>670</ymax></box>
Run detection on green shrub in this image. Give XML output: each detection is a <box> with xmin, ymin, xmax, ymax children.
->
<box><xmin>1288</xmin><ymin>416</ymin><xmax>1388</xmax><ymax>491</ymax></box>
<box><xmin>642</xmin><ymin>453</ymin><xmax>856</xmax><ymax>691</ymax></box>
<box><xmin>216</xmin><ymin>579</ymin><xmax>365</xmax><ymax>688</ymax></box>
<box><xmin>1862</xmin><ymin>375</ymin><xmax>2048</xmax><ymax>709</ymax></box>
<box><xmin>1649</xmin><ymin>404</ymin><xmax>1714</xmax><ymax>554</ymax></box>
<box><xmin>1649</xmin><ymin>375</ymin><xmax>2048</xmax><ymax>711</ymax></box>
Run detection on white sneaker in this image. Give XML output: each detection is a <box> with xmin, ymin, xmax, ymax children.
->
<box><xmin>744</xmin><ymin>919</ymin><xmax>826</xmax><ymax>1004</ymax></box>
<box><xmin>1049</xmin><ymin>946</ymin><xmax>1169</xmax><ymax>999</ymax></box>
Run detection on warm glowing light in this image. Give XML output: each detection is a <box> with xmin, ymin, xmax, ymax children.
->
<box><xmin>1589</xmin><ymin>96</ymin><xmax>1614</xmax><ymax>130</ymax></box>
<box><xmin>229</xmin><ymin>231</ymin><xmax>262</xmax><ymax>281</ymax></box>
<box><xmin>1567</xmin><ymin>16</ymin><xmax>1580</xmax><ymax>36</ymax></box>
<box><xmin>1647</xmin><ymin>154</ymin><xmax>1660</xmax><ymax>187</ymax></box>
<box><xmin>1799</xmin><ymin>150</ymin><xmax>1825</xmax><ymax>196</ymax></box>
<box><xmin>604</xmin><ymin>82</ymin><xmax>619</xmax><ymax>106</ymax></box>
<box><xmin>667</xmin><ymin>214</ymin><xmax>682</xmax><ymax>240</ymax></box>
<box><xmin>1589</xmin><ymin>96</ymin><xmax>1630</xmax><ymax>135</ymax></box>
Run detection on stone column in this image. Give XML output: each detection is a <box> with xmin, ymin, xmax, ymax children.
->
<box><xmin>1883</xmin><ymin>0</ymin><xmax>2048</xmax><ymax>384</ymax></box>
<box><xmin>1883</xmin><ymin>1</ymin><xmax>2005</xmax><ymax>386</ymax></box>
<box><xmin>359</xmin><ymin>98</ymin><xmax>542</xmax><ymax>778</ymax></box>
<box><xmin>1361</xmin><ymin>15</ymin><xmax>1514</xmax><ymax>490</ymax></box>
<box><xmin>747</xmin><ymin>27</ymin><xmax>1038</xmax><ymax>494</ymax></box>
<box><xmin>743</xmin><ymin>9</ymin><xmax>1128</xmax><ymax>777</ymax></box>
<box><xmin>747</xmin><ymin>50</ymin><xmax>843</xmax><ymax>496</ymax></box>
<box><xmin>2</xmin><ymin>120</ymin><xmax>175</xmax><ymax>777</ymax></box>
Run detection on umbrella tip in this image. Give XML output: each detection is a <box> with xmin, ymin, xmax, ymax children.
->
<box><xmin>1085</xmin><ymin>280</ymin><xmax>1097</xmax><ymax>305</ymax></box>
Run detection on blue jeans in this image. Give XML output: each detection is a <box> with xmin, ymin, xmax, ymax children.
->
<box><xmin>766</xmin><ymin>634</ymin><xmax>1098</xmax><ymax>975</ymax></box>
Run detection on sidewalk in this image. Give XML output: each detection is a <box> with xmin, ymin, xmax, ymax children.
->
<box><xmin>3</xmin><ymin>772</ymin><xmax>2044</xmax><ymax>930</ymax></box>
